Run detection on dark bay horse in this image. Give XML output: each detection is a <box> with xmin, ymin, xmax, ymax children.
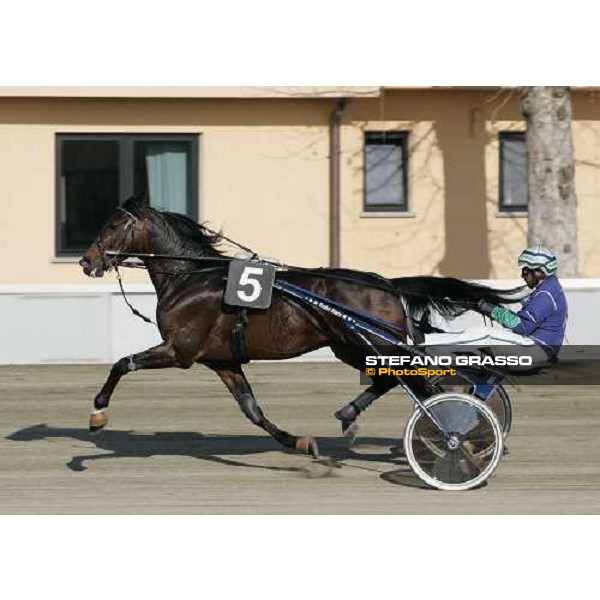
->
<box><xmin>79</xmin><ymin>194</ymin><xmax>524</xmax><ymax>457</ymax></box>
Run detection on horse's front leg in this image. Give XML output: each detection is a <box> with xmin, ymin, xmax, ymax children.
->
<box><xmin>90</xmin><ymin>342</ymin><xmax>181</xmax><ymax>432</ymax></box>
<box><xmin>211</xmin><ymin>364</ymin><xmax>319</xmax><ymax>458</ymax></box>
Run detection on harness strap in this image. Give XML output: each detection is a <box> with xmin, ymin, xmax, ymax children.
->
<box><xmin>115</xmin><ymin>267</ymin><xmax>157</xmax><ymax>327</ymax></box>
<box><xmin>230</xmin><ymin>308</ymin><xmax>250</xmax><ymax>364</ymax></box>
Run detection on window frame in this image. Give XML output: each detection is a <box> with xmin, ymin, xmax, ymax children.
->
<box><xmin>55</xmin><ymin>132</ymin><xmax>199</xmax><ymax>256</ymax></box>
<box><xmin>499</xmin><ymin>131</ymin><xmax>528</xmax><ymax>213</ymax></box>
<box><xmin>363</xmin><ymin>131</ymin><xmax>409</xmax><ymax>214</ymax></box>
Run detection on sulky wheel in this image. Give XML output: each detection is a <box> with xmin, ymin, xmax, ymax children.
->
<box><xmin>404</xmin><ymin>392</ymin><xmax>504</xmax><ymax>491</ymax></box>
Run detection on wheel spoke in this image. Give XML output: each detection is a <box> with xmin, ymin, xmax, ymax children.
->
<box><xmin>457</xmin><ymin>441</ymin><xmax>485</xmax><ymax>472</ymax></box>
<box><xmin>428</xmin><ymin>401</ymin><xmax>480</xmax><ymax>435</ymax></box>
<box><xmin>432</xmin><ymin>376</ymin><xmax>513</xmax><ymax>439</ymax></box>
<box><xmin>431</xmin><ymin>450</ymin><xmax>479</xmax><ymax>483</ymax></box>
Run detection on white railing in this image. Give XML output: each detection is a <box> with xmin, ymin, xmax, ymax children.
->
<box><xmin>0</xmin><ymin>279</ymin><xmax>597</xmax><ymax>364</ymax></box>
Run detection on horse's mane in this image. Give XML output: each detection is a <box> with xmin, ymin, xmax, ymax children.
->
<box><xmin>158</xmin><ymin>210</ymin><xmax>226</xmax><ymax>257</ymax></box>
<box><xmin>123</xmin><ymin>194</ymin><xmax>226</xmax><ymax>258</ymax></box>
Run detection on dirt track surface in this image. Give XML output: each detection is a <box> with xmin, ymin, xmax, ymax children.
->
<box><xmin>1</xmin><ymin>363</ymin><xmax>600</xmax><ymax>514</ymax></box>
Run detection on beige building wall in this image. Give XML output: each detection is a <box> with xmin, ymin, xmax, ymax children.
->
<box><xmin>571</xmin><ymin>94</ymin><xmax>600</xmax><ymax>278</ymax></box>
<box><xmin>341</xmin><ymin>89</ymin><xmax>600</xmax><ymax>279</ymax></box>
<box><xmin>0</xmin><ymin>97</ymin><xmax>333</xmax><ymax>284</ymax></box>
<box><xmin>1</xmin><ymin>89</ymin><xmax>600</xmax><ymax>285</ymax></box>
<box><xmin>342</xmin><ymin>89</ymin><xmax>520</xmax><ymax>278</ymax></box>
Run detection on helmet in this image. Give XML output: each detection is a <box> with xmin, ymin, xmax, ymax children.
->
<box><xmin>518</xmin><ymin>245</ymin><xmax>558</xmax><ymax>276</ymax></box>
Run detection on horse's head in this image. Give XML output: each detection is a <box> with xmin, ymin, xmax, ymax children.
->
<box><xmin>79</xmin><ymin>194</ymin><xmax>149</xmax><ymax>278</ymax></box>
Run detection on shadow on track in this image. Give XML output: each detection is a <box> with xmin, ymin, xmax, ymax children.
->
<box><xmin>7</xmin><ymin>424</ymin><xmax>419</xmax><ymax>486</ymax></box>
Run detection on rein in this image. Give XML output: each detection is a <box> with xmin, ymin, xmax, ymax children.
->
<box><xmin>105</xmin><ymin>251</ymin><xmax>232</xmax><ymax>263</ymax></box>
<box><xmin>97</xmin><ymin>210</ymin><xmax>489</xmax><ymax>331</ymax></box>
<box><xmin>110</xmin><ymin>252</ymin><xmax>478</xmax><ymax>331</ymax></box>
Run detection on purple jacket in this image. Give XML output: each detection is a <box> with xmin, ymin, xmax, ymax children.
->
<box><xmin>514</xmin><ymin>276</ymin><xmax>568</xmax><ymax>356</ymax></box>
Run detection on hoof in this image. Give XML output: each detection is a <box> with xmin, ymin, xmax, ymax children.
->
<box><xmin>89</xmin><ymin>411</ymin><xmax>108</xmax><ymax>433</ymax></box>
<box><xmin>334</xmin><ymin>406</ymin><xmax>358</xmax><ymax>441</ymax></box>
<box><xmin>343</xmin><ymin>421</ymin><xmax>359</xmax><ymax>446</ymax></box>
<box><xmin>296</xmin><ymin>436</ymin><xmax>319</xmax><ymax>458</ymax></box>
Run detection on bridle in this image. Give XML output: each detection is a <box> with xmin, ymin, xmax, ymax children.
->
<box><xmin>92</xmin><ymin>207</ymin><xmax>158</xmax><ymax>326</ymax></box>
<box><xmin>93</xmin><ymin>207</ymin><xmax>140</xmax><ymax>274</ymax></box>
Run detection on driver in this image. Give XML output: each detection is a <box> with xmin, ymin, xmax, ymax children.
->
<box><xmin>477</xmin><ymin>245</ymin><xmax>568</xmax><ymax>362</ymax></box>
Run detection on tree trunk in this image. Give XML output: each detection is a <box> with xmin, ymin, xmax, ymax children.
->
<box><xmin>521</xmin><ymin>86</ymin><xmax>578</xmax><ymax>277</ymax></box>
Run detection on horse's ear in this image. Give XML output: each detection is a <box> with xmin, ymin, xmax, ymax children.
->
<box><xmin>122</xmin><ymin>190</ymin><xmax>149</xmax><ymax>214</ymax></box>
<box><xmin>138</xmin><ymin>189</ymin><xmax>150</xmax><ymax>207</ymax></box>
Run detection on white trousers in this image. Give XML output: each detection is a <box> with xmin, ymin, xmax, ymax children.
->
<box><xmin>424</xmin><ymin>326</ymin><xmax>551</xmax><ymax>370</ymax></box>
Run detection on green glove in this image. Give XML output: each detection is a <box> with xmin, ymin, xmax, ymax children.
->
<box><xmin>490</xmin><ymin>306</ymin><xmax>521</xmax><ymax>329</ymax></box>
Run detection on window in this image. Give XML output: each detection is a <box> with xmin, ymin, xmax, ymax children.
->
<box><xmin>364</xmin><ymin>131</ymin><xmax>409</xmax><ymax>213</ymax></box>
<box><xmin>56</xmin><ymin>134</ymin><xmax>199</xmax><ymax>255</ymax></box>
<box><xmin>499</xmin><ymin>132</ymin><xmax>528</xmax><ymax>212</ymax></box>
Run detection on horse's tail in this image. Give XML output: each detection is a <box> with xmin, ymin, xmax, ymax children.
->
<box><xmin>391</xmin><ymin>276</ymin><xmax>527</xmax><ymax>331</ymax></box>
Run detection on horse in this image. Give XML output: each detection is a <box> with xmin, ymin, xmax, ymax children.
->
<box><xmin>79</xmin><ymin>193</ymin><xmax>524</xmax><ymax>458</ymax></box>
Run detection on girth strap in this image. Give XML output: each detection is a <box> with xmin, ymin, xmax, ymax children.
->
<box><xmin>231</xmin><ymin>308</ymin><xmax>250</xmax><ymax>364</ymax></box>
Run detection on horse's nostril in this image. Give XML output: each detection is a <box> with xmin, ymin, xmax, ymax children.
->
<box><xmin>79</xmin><ymin>258</ymin><xmax>88</xmax><ymax>268</ymax></box>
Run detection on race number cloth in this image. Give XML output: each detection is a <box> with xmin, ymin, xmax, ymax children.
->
<box><xmin>224</xmin><ymin>260</ymin><xmax>276</xmax><ymax>310</ymax></box>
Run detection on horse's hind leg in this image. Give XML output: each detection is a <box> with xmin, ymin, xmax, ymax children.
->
<box><xmin>90</xmin><ymin>343</ymin><xmax>181</xmax><ymax>432</ymax></box>
<box><xmin>334</xmin><ymin>376</ymin><xmax>398</xmax><ymax>442</ymax></box>
<box><xmin>212</xmin><ymin>364</ymin><xmax>319</xmax><ymax>458</ymax></box>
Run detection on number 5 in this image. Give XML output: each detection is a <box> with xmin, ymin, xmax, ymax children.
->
<box><xmin>237</xmin><ymin>266</ymin><xmax>264</xmax><ymax>303</ymax></box>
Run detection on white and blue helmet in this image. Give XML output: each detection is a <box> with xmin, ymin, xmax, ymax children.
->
<box><xmin>518</xmin><ymin>245</ymin><xmax>558</xmax><ymax>276</ymax></box>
